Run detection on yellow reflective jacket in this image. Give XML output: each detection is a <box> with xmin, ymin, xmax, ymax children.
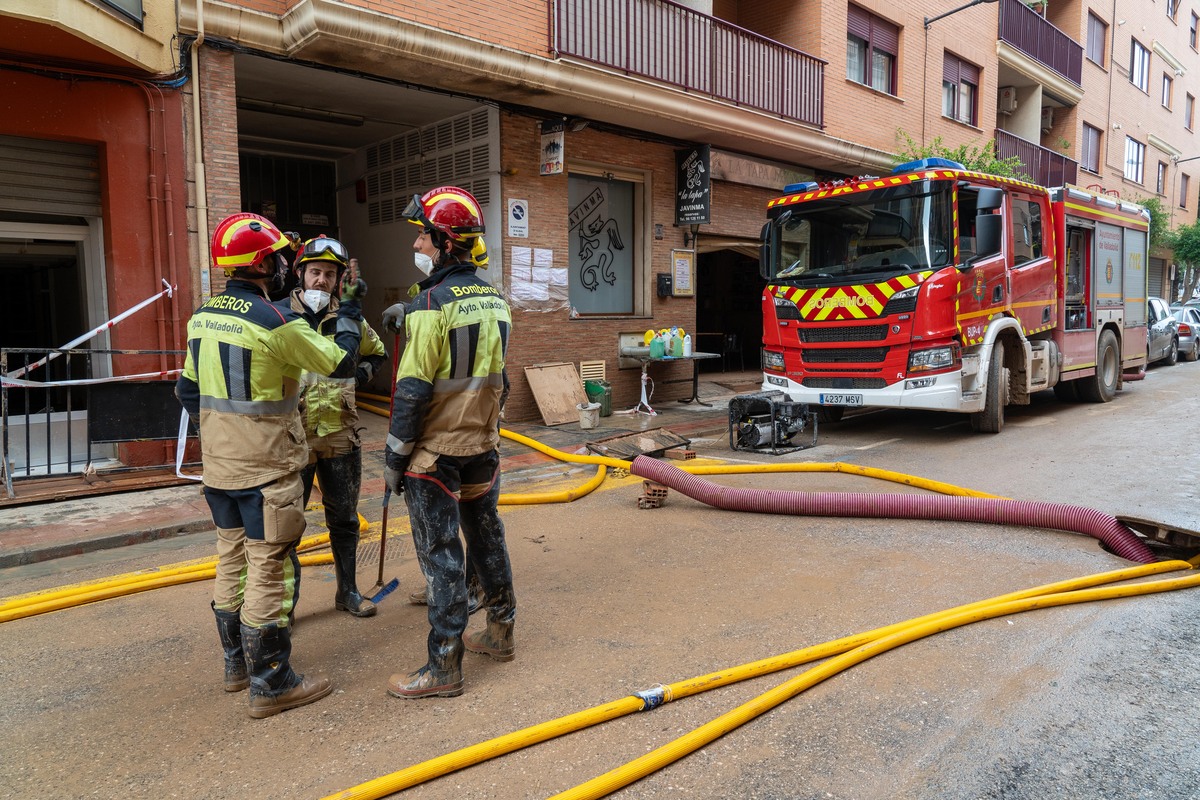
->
<box><xmin>289</xmin><ymin>290</ymin><xmax>388</xmax><ymax>440</ymax></box>
<box><xmin>386</xmin><ymin>262</ymin><xmax>510</xmax><ymax>469</ymax></box>
<box><xmin>176</xmin><ymin>280</ymin><xmax>361</xmax><ymax>489</ymax></box>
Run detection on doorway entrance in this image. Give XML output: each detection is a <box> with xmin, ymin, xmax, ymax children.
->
<box><xmin>0</xmin><ymin>219</ymin><xmax>113</xmax><ymax>475</ymax></box>
<box><xmin>695</xmin><ymin>248</ymin><xmax>764</xmax><ymax>375</ymax></box>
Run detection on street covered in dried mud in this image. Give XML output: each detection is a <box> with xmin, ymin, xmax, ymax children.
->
<box><xmin>2</xmin><ymin>362</ymin><xmax>1199</xmax><ymax>800</ymax></box>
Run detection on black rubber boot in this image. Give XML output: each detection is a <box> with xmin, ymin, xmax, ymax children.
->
<box><xmin>331</xmin><ymin>535</ymin><xmax>376</xmax><ymax>617</ymax></box>
<box><xmin>407</xmin><ymin>570</ymin><xmax>484</xmax><ymax>615</ymax></box>
<box><xmin>212</xmin><ymin>603</ymin><xmax>249</xmax><ymax>692</ymax></box>
<box><xmin>387</xmin><ymin>638</ymin><xmax>464</xmax><ymax>699</ymax></box>
<box><xmin>242</xmin><ymin>622</ymin><xmax>333</xmax><ymax>718</ymax></box>
<box><xmin>464</xmin><ymin>618</ymin><xmax>515</xmax><ymax>662</ymax></box>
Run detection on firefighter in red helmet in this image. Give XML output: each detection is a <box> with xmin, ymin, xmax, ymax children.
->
<box><xmin>176</xmin><ymin>212</ymin><xmax>368</xmax><ymax>718</ymax></box>
<box><xmin>383</xmin><ymin>187</ymin><xmax>517</xmax><ymax>699</ymax></box>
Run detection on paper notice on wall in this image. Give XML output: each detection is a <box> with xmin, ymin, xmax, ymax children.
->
<box><xmin>507</xmin><ymin>246</ymin><xmax>567</xmax><ymax>311</ymax></box>
<box><xmin>511</xmin><ymin>246</ymin><xmax>532</xmax><ymax>281</ymax></box>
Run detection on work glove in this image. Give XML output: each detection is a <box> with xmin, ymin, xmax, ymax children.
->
<box><xmin>336</xmin><ymin>278</ymin><xmax>367</xmax><ymax>322</ymax></box>
<box><xmin>355</xmin><ymin>362</ymin><xmax>375</xmax><ymax>387</ymax></box>
<box><xmin>341</xmin><ymin>277</ymin><xmax>368</xmax><ymax>304</ymax></box>
<box><xmin>381</xmin><ymin>302</ymin><xmax>408</xmax><ymax>335</ymax></box>
<box><xmin>384</xmin><ymin>465</ymin><xmax>405</xmax><ymax>496</ymax></box>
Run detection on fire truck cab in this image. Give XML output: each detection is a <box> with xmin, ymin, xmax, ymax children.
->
<box><xmin>759</xmin><ymin>158</ymin><xmax>1151</xmax><ymax>433</ymax></box>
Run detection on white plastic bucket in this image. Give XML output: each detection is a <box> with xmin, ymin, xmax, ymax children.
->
<box><xmin>577</xmin><ymin>402</ymin><xmax>601</xmax><ymax>429</ymax></box>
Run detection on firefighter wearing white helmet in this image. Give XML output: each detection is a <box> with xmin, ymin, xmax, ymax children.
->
<box><xmin>383</xmin><ymin>186</ymin><xmax>517</xmax><ymax>699</ymax></box>
<box><xmin>176</xmin><ymin>212</ymin><xmax>367</xmax><ymax>718</ymax></box>
<box><xmin>289</xmin><ymin>236</ymin><xmax>387</xmax><ymax>618</ymax></box>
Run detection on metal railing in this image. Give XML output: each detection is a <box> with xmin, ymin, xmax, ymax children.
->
<box><xmin>2</xmin><ymin>347</ymin><xmax>185</xmax><ymax>497</ymax></box>
<box><xmin>995</xmin><ymin>128</ymin><xmax>1078</xmax><ymax>186</ymax></box>
<box><xmin>998</xmin><ymin>0</ymin><xmax>1082</xmax><ymax>86</ymax></box>
<box><xmin>552</xmin><ymin>0</ymin><xmax>825</xmax><ymax>127</ymax></box>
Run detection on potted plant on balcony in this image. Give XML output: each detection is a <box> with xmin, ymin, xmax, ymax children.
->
<box><xmin>1024</xmin><ymin>0</ymin><xmax>1047</xmax><ymax>15</ymax></box>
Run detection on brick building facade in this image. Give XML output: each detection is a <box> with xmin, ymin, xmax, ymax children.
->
<box><xmin>5</xmin><ymin>0</ymin><xmax>1199</xmax><ymax>469</ymax></box>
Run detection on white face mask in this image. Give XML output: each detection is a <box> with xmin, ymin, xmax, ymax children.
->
<box><xmin>302</xmin><ymin>289</ymin><xmax>330</xmax><ymax>311</ymax></box>
<box><xmin>414</xmin><ymin>252</ymin><xmax>435</xmax><ymax>276</ymax></box>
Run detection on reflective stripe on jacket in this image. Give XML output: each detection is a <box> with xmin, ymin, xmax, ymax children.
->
<box><xmin>387</xmin><ymin>262</ymin><xmax>511</xmax><ymax>466</ymax></box>
<box><xmin>290</xmin><ymin>291</ymin><xmax>388</xmax><ymax>439</ymax></box>
<box><xmin>176</xmin><ymin>279</ymin><xmax>360</xmax><ymax>489</ymax></box>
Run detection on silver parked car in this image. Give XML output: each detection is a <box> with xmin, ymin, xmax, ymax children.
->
<box><xmin>1171</xmin><ymin>305</ymin><xmax>1200</xmax><ymax>362</ymax></box>
<box><xmin>1147</xmin><ymin>297</ymin><xmax>1179</xmax><ymax>366</ymax></box>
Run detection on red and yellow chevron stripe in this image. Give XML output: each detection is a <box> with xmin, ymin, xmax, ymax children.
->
<box><xmin>771</xmin><ymin>272</ymin><xmax>933</xmax><ymax>321</ymax></box>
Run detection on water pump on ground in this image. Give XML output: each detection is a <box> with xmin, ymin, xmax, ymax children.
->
<box><xmin>728</xmin><ymin>391</ymin><xmax>817</xmax><ymax>455</ymax></box>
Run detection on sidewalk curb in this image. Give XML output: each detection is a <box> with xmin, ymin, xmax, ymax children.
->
<box><xmin>0</xmin><ymin>519</ymin><xmax>215</xmax><ymax>569</ymax></box>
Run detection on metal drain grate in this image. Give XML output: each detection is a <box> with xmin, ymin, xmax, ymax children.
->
<box><xmin>355</xmin><ymin>535</ymin><xmax>409</xmax><ymax>568</ymax></box>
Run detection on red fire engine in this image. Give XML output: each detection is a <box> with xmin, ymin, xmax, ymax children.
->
<box><xmin>759</xmin><ymin>158</ymin><xmax>1151</xmax><ymax>432</ymax></box>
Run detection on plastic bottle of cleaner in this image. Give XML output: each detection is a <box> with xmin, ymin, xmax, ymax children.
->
<box><xmin>683</xmin><ymin>333</ymin><xmax>693</xmax><ymax>357</ymax></box>
<box><xmin>671</xmin><ymin>331</ymin><xmax>684</xmax><ymax>358</ymax></box>
<box><xmin>649</xmin><ymin>333</ymin><xmax>666</xmax><ymax>359</ymax></box>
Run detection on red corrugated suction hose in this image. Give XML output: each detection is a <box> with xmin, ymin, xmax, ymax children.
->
<box><xmin>630</xmin><ymin>456</ymin><xmax>1156</xmax><ymax>564</ymax></box>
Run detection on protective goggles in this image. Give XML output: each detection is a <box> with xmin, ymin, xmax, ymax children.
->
<box><xmin>403</xmin><ymin>195</ymin><xmax>436</xmax><ymax>234</ymax></box>
<box><xmin>300</xmin><ymin>237</ymin><xmax>349</xmax><ymax>266</ymax></box>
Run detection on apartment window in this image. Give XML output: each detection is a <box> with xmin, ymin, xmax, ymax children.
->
<box><xmin>942</xmin><ymin>53</ymin><xmax>979</xmax><ymax>126</ymax></box>
<box><xmin>1130</xmin><ymin>40</ymin><xmax>1150</xmax><ymax>92</ymax></box>
<box><xmin>847</xmin><ymin>5</ymin><xmax>899</xmax><ymax>95</ymax></box>
<box><xmin>1191</xmin><ymin>13</ymin><xmax>1198</xmax><ymax>50</ymax></box>
<box><xmin>1181</xmin><ymin>174</ymin><xmax>1190</xmax><ymax>209</ymax></box>
<box><xmin>1124</xmin><ymin>136</ymin><xmax>1145</xmax><ymax>183</ymax></box>
<box><xmin>1167</xmin><ymin>0</ymin><xmax>1178</xmax><ymax>22</ymax></box>
<box><xmin>1188</xmin><ymin>94</ymin><xmax>1196</xmax><ymax>130</ymax></box>
<box><xmin>94</xmin><ymin>0</ymin><xmax>143</xmax><ymax>25</ymax></box>
<box><xmin>1081</xmin><ymin>124</ymin><xmax>1102</xmax><ymax>174</ymax></box>
<box><xmin>1158</xmin><ymin>161</ymin><xmax>1168</xmax><ymax>194</ymax></box>
<box><xmin>1086</xmin><ymin>12</ymin><xmax>1107</xmax><ymax>65</ymax></box>
<box><xmin>1163</xmin><ymin>74</ymin><xmax>1174</xmax><ymax>108</ymax></box>
<box><xmin>567</xmin><ymin>169</ymin><xmax>646</xmax><ymax>315</ymax></box>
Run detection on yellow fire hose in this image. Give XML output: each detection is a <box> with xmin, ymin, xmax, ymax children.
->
<box><xmin>321</xmin><ymin>559</ymin><xmax>1198</xmax><ymax>800</ymax></box>
<box><xmin>0</xmin><ymin>420</ymin><xmax>1040</xmax><ymax>625</ymax></box>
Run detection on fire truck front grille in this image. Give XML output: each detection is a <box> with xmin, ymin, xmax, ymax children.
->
<box><xmin>803</xmin><ymin>347</ymin><xmax>888</xmax><ymax>363</ymax></box>
<box><xmin>802</xmin><ymin>377</ymin><xmax>888</xmax><ymax>389</ymax></box>
<box><xmin>800</xmin><ymin>325</ymin><xmax>888</xmax><ymax>343</ymax></box>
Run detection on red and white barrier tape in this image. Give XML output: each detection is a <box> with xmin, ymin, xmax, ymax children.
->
<box><xmin>3</xmin><ymin>279</ymin><xmax>175</xmax><ymax>380</ymax></box>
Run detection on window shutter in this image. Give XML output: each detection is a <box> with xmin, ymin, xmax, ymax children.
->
<box><xmin>872</xmin><ymin>16</ymin><xmax>899</xmax><ymax>55</ymax></box>
<box><xmin>943</xmin><ymin>54</ymin><xmax>960</xmax><ymax>84</ymax></box>
<box><xmin>959</xmin><ymin>60</ymin><xmax>979</xmax><ymax>85</ymax></box>
<box><xmin>847</xmin><ymin>5</ymin><xmax>871</xmax><ymax>40</ymax></box>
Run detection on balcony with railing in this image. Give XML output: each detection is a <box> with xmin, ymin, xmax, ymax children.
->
<box><xmin>998</xmin><ymin>0</ymin><xmax>1082</xmax><ymax>87</ymax></box>
<box><xmin>552</xmin><ymin>0</ymin><xmax>825</xmax><ymax>128</ymax></box>
<box><xmin>995</xmin><ymin>128</ymin><xmax>1078</xmax><ymax>186</ymax></box>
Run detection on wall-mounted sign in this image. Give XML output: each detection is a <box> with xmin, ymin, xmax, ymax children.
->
<box><xmin>671</xmin><ymin>249</ymin><xmax>695</xmax><ymax>297</ymax></box>
<box><xmin>508</xmin><ymin>199</ymin><xmax>529</xmax><ymax>237</ymax></box>
<box><xmin>675</xmin><ymin>145</ymin><xmax>711</xmax><ymax>225</ymax></box>
<box><xmin>540</xmin><ymin>120</ymin><xmax>565</xmax><ymax>176</ymax></box>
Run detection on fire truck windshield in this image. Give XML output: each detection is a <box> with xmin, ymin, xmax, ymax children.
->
<box><xmin>772</xmin><ymin>181</ymin><xmax>953</xmax><ymax>283</ymax></box>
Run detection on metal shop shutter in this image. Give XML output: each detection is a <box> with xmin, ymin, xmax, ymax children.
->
<box><xmin>0</xmin><ymin>134</ymin><xmax>101</xmax><ymax>217</ymax></box>
<box><xmin>1149</xmin><ymin>256</ymin><xmax>1165</xmax><ymax>299</ymax></box>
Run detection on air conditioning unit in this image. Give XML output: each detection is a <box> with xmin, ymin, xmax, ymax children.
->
<box><xmin>998</xmin><ymin>86</ymin><xmax>1018</xmax><ymax>114</ymax></box>
<box><xmin>1041</xmin><ymin>107</ymin><xmax>1054</xmax><ymax>132</ymax></box>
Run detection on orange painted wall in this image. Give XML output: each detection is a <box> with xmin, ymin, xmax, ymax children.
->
<box><xmin>1</xmin><ymin>70</ymin><xmax>192</xmax><ymax>362</ymax></box>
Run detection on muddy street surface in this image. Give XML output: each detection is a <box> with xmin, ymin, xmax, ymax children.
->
<box><xmin>2</xmin><ymin>363</ymin><xmax>1199</xmax><ymax>800</ymax></box>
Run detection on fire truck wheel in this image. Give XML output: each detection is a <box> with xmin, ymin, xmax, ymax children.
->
<box><xmin>1052</xmin><ymin>380</ymin><xmax>1079</xmax><ymax>402</ymax></box>
<box><xmin>1078</xmin><ymin>330</ymin><xmax>1119</xmax><ymax>403</ymax></box>
<box><xmin>969</xmin><ymin>340</ymin><xmax>1007</xmax><ymax>433</ymax></box>
<box><xmin>816</xmin><ymin>406</ymin><xmax>845</xmax><ymax>424</ymax></box>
